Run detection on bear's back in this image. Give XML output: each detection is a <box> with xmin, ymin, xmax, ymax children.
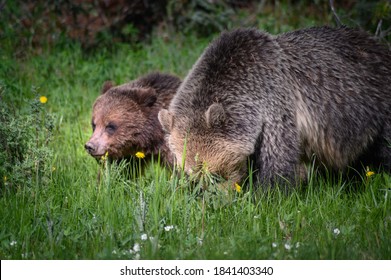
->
<box><xmin>276</xmin><ymin>26</ymin><xmax>391</xmax><ymax>99</ymax></box>
<box><xmin>130</xmin><ymin>72</ymin><xmax>182</xmax><ymax>109</ymax></box>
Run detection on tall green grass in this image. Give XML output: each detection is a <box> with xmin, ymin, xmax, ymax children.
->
<box><xmin>1</xmin><ymin>27</ymin><xmax>391</xmax><ymax>260</ymax></box>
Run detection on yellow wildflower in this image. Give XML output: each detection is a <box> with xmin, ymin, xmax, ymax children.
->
<box><xmin>39</xmin><ymin>96</ymin><xmax>48</xmax><ymax>104</ymax></box>
<box><xmin>235</xmin><ymin>182</ymin><xmax>242</xmax><ymax>193</ymax></box>
<box><xmin>135</xmin><ymin>151</ymin><xmax>145</xmax><ymax>159</ymax></box>
<box><xmin>101</xmin><ymin>151</ymin><xmax>109</xmax><ymax>162</ymax></box>
<box><xmin>366</xmin><ymin>170</ymin><xmax>375</xmax><ymax>177</ymax></box>
<box><xmin>3</xmin><ymin>176</ymin><xmax>7</xmax><ymax>182</ymax></box>
<box><xmin>365</xmin><ymin>166</ymin><xmax>375</xmax><ymax>178</ymax></box>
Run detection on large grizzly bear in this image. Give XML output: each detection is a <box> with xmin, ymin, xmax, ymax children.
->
<box><xmin>85</xmin><ymin>72</ymin><xmax>181</xmax><ymax>165</ymax></box>
<box><xmin>158</xmin><ymin>27</ymin><xmax>391</xmax><ymax>189</ymax></box>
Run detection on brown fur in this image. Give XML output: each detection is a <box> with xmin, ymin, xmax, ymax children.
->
<box><xmin>159</xmin><ymin>27</ymin><xmax>391</xmax><ymax>190</ymax></box>
<box><xmin>85</xmin><ymin>72</ymin><xmax>181</xmax><ymax>165</ymax></box>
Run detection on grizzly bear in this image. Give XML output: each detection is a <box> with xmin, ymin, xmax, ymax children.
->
<box><xmin>85</xmin><ymin>72</ymin><xmax>181</xmax><ymax>166</ymax></box>
<box><xmin>158</xmin><ymin>27</ymin><xmax>391</xmax><ymax>189</ymax></box>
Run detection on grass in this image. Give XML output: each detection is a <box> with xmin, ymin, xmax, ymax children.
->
<box><xmin>1</xmin><ymin>25</ymin><xmax>391</xmax><ymax>260</ymax></box>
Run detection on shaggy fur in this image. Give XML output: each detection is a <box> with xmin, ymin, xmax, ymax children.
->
<box><xmin>85</xmin><ymin>72</ymin><xmax>181</xmax><ymax>165</ymax></box>
<box><xmin>159</xmin><ymin>27</ymin><xmax>391</xmax><ymax>189</ymax></box>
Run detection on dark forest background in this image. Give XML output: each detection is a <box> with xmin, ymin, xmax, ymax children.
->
<box><xmin>1</xmin><ymin>0</ymin><xmax>390</xmax><ymax>53</ymax></box>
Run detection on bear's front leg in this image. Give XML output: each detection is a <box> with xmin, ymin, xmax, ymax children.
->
<box><xmin>253</xmin><ymin>121</ymin><xmax>304</xmax><ymax>190</ymax></box>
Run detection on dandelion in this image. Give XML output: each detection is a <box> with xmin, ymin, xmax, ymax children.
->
<box><xmin>365</xmin><ymin>166</ymin><xmax>375</xmax><ymax>177</ymax></box>
<box><xmin>235</xmin><ymin>182</ymin><xmax>242</xmax><ymax>193</ymax></box>
<box><xmin>100</xmin><ymin>151</ymin><xmax>109</xmax><ymax>163</ymax></box>
<box><xmin>135</xmin><ymin>151</ymin><xmax>145</xmax><ymax>159</ymax></box>
<box><xmin>366</xmin><ymin>168</ymin><xmax>375</xmax><ymax>178</ymax></box>
<box><xmin>39</xmin><ymin>96</ymin><xmax>48</xmax><ymax>104</ymax></box>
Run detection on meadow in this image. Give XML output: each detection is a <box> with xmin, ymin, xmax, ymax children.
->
<box><xmin>1</xmin><ymin>15</ymin><xmax>391</xmax><ymax>259</ymax></box>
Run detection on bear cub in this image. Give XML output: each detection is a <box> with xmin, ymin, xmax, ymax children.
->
<box><xmin>85</xmin><ymin>72</ymin><xmax>181</xmax><ymax>165</ymax></box>
<box><xmin>159</xmin><ymin>27</ymin><xmax>391</xmax><ymax>189</ymax></box>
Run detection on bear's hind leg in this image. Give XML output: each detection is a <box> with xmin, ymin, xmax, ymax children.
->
<box><xmin>379</xmin><ymin>122</ymin><xmax>391</xmax><ymax>172</ymax></box>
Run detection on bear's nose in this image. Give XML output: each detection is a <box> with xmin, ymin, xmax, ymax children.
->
<box><xmin>85</xmin><ymin>142</ymin><xmax>95</xmax><ymax>154</ymax></box>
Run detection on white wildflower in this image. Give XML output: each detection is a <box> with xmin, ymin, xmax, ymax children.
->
<box><xmin>10</xmin><ymin>240</ymin><xmax>17</xmax><ymax>246</ymax></box>
<box><xmin>272</xmin><ymin>242</ymin><xmax>278</xmax><ymax>248</ymax></box>
<box><xmin>141</xmin><ymin>233</ymin><xmax>148</xmax><ymax>241</ymax></box>
<box><xmin>164</xmin><ymin>225</ymin><xmax>175</xmax><ymax>232</ymax></box>
<box><xmin>133</xmin><ymin>243</ymin><xmax>140</xmax><ymax>252</ymax></box>
<box><xmin>284</xmin><ymin>243</ymin><xmax>292</xmax><ymax>250</ymax></box>
<box><xmin>333</xmin><ymin>228</ymin><xmax>341</xmax><ymax>235</ymax></box>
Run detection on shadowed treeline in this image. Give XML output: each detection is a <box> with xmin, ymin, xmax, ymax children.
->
<box><xmin>1</xmin><ymin>0</ymin><xmax>389</xmax><ymax>52</ymax></box>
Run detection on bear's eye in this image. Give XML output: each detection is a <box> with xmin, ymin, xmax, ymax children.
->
<box><xmin>91</xmin><ymin>122</ymin><xmax>96</xmax><ymax>132</ymax></box>
<box><xmin>106</xmin><ymin>123</ymin><xmax>117</xmax><ymax>135</ymax></box>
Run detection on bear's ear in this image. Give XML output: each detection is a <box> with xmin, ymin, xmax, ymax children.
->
<box><xmin>133</xmin><ymin>88</ymin><xmax>157</xmax><ymax>107</ymax></box>
<box><xmin>158</xmin><ymin>109</ymin><xmax>174</xmax><ymax>133</ymax></box>
<box><xmin>101</xmin><ymin>81</ymin><xmax>114</xmax><ymax>94</ymax></box>
<box><xmin>205</xmin><ymin>103</ymin><xmax>226</xmax><ymax>128</ymax></box>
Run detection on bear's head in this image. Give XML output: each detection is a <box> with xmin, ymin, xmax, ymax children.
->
<box><xmin>158</xmin><ymin>103</ymin><xmax>253</xmax><ymax>187</ymax></box>
<box><xmin>85</xmin><ymin>81</ymin><xmax>164</xmax><ymax>160</ymax></box>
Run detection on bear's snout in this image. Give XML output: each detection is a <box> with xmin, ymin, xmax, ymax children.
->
<box><xmin>84</xmin><ymin>142</ymin><xmax>96</xmax><ymax>155</ymax></box>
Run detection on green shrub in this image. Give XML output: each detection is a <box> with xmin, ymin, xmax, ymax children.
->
<box><xmin>0</xmin><ymin>85</ymin><xmax>54</xmax><ymax>191</ymax></box>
